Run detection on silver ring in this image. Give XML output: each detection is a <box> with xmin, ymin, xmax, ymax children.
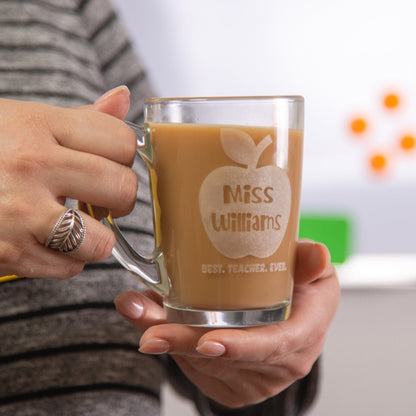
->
<box><xmin>45</xmin><ymin>209</ymin><xmax>86</xmax><ymax>254</ymax></box>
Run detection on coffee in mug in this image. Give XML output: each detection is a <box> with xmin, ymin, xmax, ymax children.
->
<box><xmin>107</xmin><ymin>96</ymin><xmax>304</xmax><ymax>327</ymax></box>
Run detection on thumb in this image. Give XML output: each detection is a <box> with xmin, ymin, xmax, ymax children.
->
<box><xmin>294</xmin><ymin>240</ymin><xmax>332</xmax><ymax>285</ymax></box>
<box><xmin>84</xmin><ymin>85</ymin><xmax>131</xmax><ymax>119</ymax></box>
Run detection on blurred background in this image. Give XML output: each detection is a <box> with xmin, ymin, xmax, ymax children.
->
<box><xmin>114</xmin><ymin>1</ymin><xmax>416</xmax><ymax>414</ymax></box>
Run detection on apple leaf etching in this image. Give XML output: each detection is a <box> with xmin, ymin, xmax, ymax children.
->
<box><xmin>220</xmin><ymin>128</ymin><xmax>272</xmax><ymax>169</ymax></box>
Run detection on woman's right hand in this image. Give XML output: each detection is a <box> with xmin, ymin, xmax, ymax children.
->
<box><xmin>0</xmin><ymin>86</ymin><xmax>138</xmax><ymax>279</ymax></box>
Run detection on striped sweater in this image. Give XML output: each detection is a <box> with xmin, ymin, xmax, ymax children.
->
<box><xmin>0</xmin><ymin>1</ymin><xmax>318</xmax><ymax>415</ymax></box>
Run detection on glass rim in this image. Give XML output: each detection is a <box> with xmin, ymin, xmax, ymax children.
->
<box><xmin>145</xmin><ymin>95</ymin><xmax>304</xmax><ymax>105</ymax></box>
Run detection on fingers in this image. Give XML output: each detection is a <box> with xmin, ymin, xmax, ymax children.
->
<box><xmin>294</xmin><ymin>240</ymin><xmax>332</xmax><ymax>285</ymax></box>
<box><xmin>111</xmin><ymin>241</ymin><xmax>340</xmax><ymax>410</ymax></box>
<box><xmin>135</xmin><ymin>319</ymin><xmax>307</xmax><ymax>362</ymax></box>
<box><xmin>3</xmin><ymin>203</ymin><xmax>115</xmax><ymax>278</ymax></box>
<box><xmin>48</xmin><ymin>86</ymin><xmax>139</xmax><ymax>217</ymax></box>
<box><xmin>114</xmin><ymin>291</ymin><xmax>171</xmax><ymax>354</ymax></box>
<box><xmin>133</xmin><ymin>284</ymin><xmax>331</xmax><ymax>361</ymax></box>
<box><xmin>114</xmin><ymin>290</ymin><xmax>167</xmax><ymax>331</ymax></box>
<box><xmin>10</xmin><ymin>246</ymin><xmax>86</xmax><ymax>279</ymax></box>
<box><xmin>114</xmin><ymin>240</ymin><xmax>339</xmax><ymax>364</ymax></box>
<box><xmin>114</xmin><ymin>291</ymin><xmax>209</xmax><ymax>356</ymax></box>
<box><xmin>45</xmin><ymin>144</ymin><xmax>138</xmax><ymax>218</ymax></box>
<box><xmin>292</xmin><ymin>240</ymin><xmax>340</xmax><ymax>325</ymax></box>
<box><xmin>92</xmin><ymin>85</ymin><xmax>131</xmax><ymax>119</ymax></box>
<box><xmin>49</xmin><ymin>106</ymin><xmax>138</xmax><ymax>167</ymax></box>
<box><xmin>40</xmin><ymin>205</ymin><xmax>115</xmax><ymax>262</ymax></box>
<box><xmin>53</xmin><ymin>85</ymin><xmax>137</xmax><ymax>167</ymax></box>
<box><xmin>114</xmin><ymin>289</ymin><xmax>298</xmax><ymax>360</ymax></box>
<box><xmin>0</xmin><ymin>88</ymin><xmax>140</xmax><ymax>280</ymax></box>
<box><xmin>138</xmin><ymin>323</ymin><xmax>285</xmax><ymax>360</ymax></box>
<box><xmin>0</xmin><ymin>209</ymin><xmax>86</xmax><ymax>279</ymax></box>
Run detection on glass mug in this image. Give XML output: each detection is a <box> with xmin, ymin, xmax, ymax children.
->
<box><xmin>106</xmin><ymin>96</ymin><xmax>304</xmax><ymax>327</ymax></box>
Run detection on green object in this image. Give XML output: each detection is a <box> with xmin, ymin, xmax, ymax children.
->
<box><xmin>299</xmin><ymin>214</ymin><xmax>352</xmax><ymax>264</ymax></box>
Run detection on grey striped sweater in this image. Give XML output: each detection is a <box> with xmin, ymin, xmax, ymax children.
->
<box><xmin>0</xmin><ymin>1</ymin><xmax>318</xmax><ymax>415</ymax></box>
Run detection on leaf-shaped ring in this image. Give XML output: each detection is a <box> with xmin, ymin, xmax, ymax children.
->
<box><xmin>45</xmin><ymin>209</ymin><xmax>86</xmax><ymax>254</ymax></box>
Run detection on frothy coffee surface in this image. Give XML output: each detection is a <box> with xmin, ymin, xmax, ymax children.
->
<box><xmin>147</xmin><ymin>122</ymin><xmax>303</xmax><ymax>310</ymax></box>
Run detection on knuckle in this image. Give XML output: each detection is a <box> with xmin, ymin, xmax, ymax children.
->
<box><xmin>18</xmin><ymin>108</ymin><xmax>49</xmax><ymax>134</ymax></box>
<box><xmin>0</xmin><ymin>197</ymin><xmax>20</xmax><ymax>223</ymax></box>
<box><xmin>118</xmin><ymin>169</ymin><xmax>138</xmax><ymax>215</ymax></box>
<box><xmin>0</xmin><ymin>242</ymin><xmax>22</xmax><ymax>270</ymax></box>
<box><xmin>309</xmin><ymin>325</ymin><xmax>327</xmax><ymax>349</ymax></box>
<box><xmin>301</xmin><ymin>321</ymin><xmax>327</xmax><ymax>355</ymax></box>
<box><xmin>10</xmin><ymin>146</ymin><xmax>50</xmax><ymax>177</ymax></box>
<box><xmin>291</xmin><ymin>360</ymin><xmax>314</xmax><ymax>380</ymax></box>
<box><xmin>61</xmin><ymin>260</ymin><xmax>85</xmax><ymax>279</ymax></box>
<box><xmin>57</xmin><ymin>261</ymin><xmax>85</xmax><ymax>279</ymax></box>
<box><xmin>266</xmin><ymin>335</ymin><xmax>294</xmax><ymax>362</ymax></box>
<box><xmin>121</xmin><ymin>124</ymin><xmax>138</xmax><ymax>165</ymax></box>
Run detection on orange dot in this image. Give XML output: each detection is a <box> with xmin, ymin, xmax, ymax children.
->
<box><xmin>370</xmin><ymin>153</ymin><xmax>388</xmax><ymax>172</ymax></box>
<box><xmin>383</xmin><ymin>93</ymin><xmax>400</xmax><ymax>109</ymax></box>
<box><xmin>399</xmin><ymin>134</ymin><xmax>415</xmax><ymax>151</ymax></box>
<box><xmin>350</xmin><ymin>117</ymin><xmax>367</xmax><ymax>135</ymax></box>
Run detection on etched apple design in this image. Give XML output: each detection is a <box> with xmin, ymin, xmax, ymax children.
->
<box><xmin>199</xmin><ymin>128</ymin><xmax>291</xmax><ymax>259</ymax></box>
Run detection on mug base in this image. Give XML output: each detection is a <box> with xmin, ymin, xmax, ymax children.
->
<box><xmin>164</xmin><ymin>301</ymin><xmax>291</xmax><ymax>327</ymax></box>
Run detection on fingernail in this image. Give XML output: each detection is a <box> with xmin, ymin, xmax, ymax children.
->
<box><xmin>139</xmin><ymin>338</ymin><xmax>170</xmax><ymax>355</ymax></box>
<box><xmin>196</xmin><ymin>341</ymin><xmax>226</xmax><ymax>357</ymax></box>
<box><xmin>94</xmin><ymin>85</ymin><xmax>130</xmax><ymax>104</ymax></box>
<box><xmin>114</xmin><ymin>292</ymin><xmax>143</xmax><ymax>320</ymax></box>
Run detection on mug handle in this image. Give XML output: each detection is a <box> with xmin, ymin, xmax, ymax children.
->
<box><xmin>93</xmin><ymin>120</ymin><xmax>170</xmax><ymax>297</ymax></box>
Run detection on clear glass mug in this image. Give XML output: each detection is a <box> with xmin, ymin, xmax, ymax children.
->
<box><xmin>106</xmin><ymin>96</ymin><xmax>304</xmax><ymax>327</ymax></box>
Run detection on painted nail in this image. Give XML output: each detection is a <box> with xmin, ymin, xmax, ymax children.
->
<box><xmin>196</xmin><ymin>341</ymin><xmax>226</xmax><ymax>357</ymax></box>
<box><xmin>94</xmin><ymin>85</ymin><xmax>130</xmax><ymax>104</ymax></box>
<box><xmin>114</xmin><ymin>293</ymin><xmax>143</xmax><ymax>320</ymax></box>
<box><xmin>139</xmin><ymin>338</ymin><xmax>170</xmax><ymax>355</ymax></box>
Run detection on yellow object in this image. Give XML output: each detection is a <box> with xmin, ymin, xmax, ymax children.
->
<box><xmin>0</xmin><ymin>275</ymin><xmax>21</xmax><ymax>283</ymax></box>
<box><xmin>86</xmin><ymin>203</ymin><xmax>96</xmax><ymax>218</ymax></box>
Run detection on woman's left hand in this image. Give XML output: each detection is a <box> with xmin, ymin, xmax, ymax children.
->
<box><xmin>114</xmin><ymin>240</ymin><xmax>340</xmax><ymax>408</ymax></box>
